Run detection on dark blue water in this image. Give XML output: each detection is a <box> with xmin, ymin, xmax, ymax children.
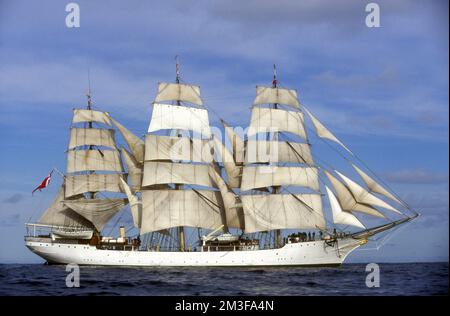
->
<box><xmin>0</xmin><ymin>263</ymin><xmax>447</xmax><ymax>295</ymax></box>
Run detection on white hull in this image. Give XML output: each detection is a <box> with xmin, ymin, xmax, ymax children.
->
<box><xmin>25</xmin><ymin>237</ymin><xmax>366</xmax><ymax>267</ymax></box>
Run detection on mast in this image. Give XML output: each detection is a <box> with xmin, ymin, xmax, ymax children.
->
<box><xmin>175</xmin><ymin>55</ymin><xmax>185</xmax><ymax>252</ymax></box>
<box><xmin>86</xmin><ymin>72</ymin><xmax>95</xmax><ymax>201</ymax></box>
<box><xmin>240</xmin><ymin>66</ymin><xmax>325</xmax><ymax>238</ymax></box>
<box><xmin>271</xmin><ymin>64</ymin><xmax>282</xmax><ymax>248</ymax></box>
<box><xmin>142</xmin><ymin>59</ymin><xmax>244</xmax><ymax>247</ymax></box>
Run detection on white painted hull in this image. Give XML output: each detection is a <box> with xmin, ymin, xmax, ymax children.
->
<box><xmin>25</xmin><ymin>237</ymin><xmax>365</xmax><ymax>267</ymax></box>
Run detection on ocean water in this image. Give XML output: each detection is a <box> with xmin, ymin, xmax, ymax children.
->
<box><xmin>0</xmin><ymin>262</ymin><xmax>447</xmax><ymax>296</ymax></box>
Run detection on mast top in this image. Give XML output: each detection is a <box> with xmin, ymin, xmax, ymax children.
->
<box><xmin>272</xmin><ymin>64</ymin><xmax>277</xmax><ymax>88</ymax></box>
<box><xmin>175</xmin><ymin>55</ymin><xmax>180</xmax><ymax>84</ymax></box>
<box><xmin>86</xmin><ymin>69</ymin><xmax>92</xmax><ymax>110</ymax></box>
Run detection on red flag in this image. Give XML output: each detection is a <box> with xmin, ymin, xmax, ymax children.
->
<box><xmin>32</xmin><ymin>171</ymin><xmax>53</xmax><ymax>195</ymax></box>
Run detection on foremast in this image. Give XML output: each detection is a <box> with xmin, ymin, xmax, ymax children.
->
<box><xmin>218</xmin><ymin>66</ymin><xmax>418</xmax><ymax>245</ymax></box>
<box><xmin>238</xmin><ymin>66</ymin><xmax>326</xmax><ymax>246</ymax></box>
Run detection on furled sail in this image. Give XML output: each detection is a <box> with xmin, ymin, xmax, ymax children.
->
<box><xmin>335</xmin><ymin>171</ymin><xmax>402</xmax><ymax>214</ymax></box>
<box><xmin>241</xmin><ymin>166</ymin><xmax>319</xmax><ymax>191</ymax></box>
<box><xmin>325</xmin><ymin>170</ymin><xmax>385</xmax><ymax>218</ymax></box>
<box><xmin>253</xmin><ymin>86</ymin><xmax>300</xmax><ymax>109</ymax></box>
<box><xmin>145</xmin><ymin>135</ymin><xmax>212</xmax><ymax>163</ymax></box>
<box><xmin>142</xmin><ymin>161</ymin><xmax>216</xmax><ymax>188</ymax></box>
<box><xmin>208</xmin><ymin>167</ymin><xmax>245</xmax><ymax>230</ymax></box>
<box><xmin>154</xmin><ymin>82</ymin><xmax>203</xmax><ymax>106</ymax></box>
<box><xmin>67</xmin><ymin>149</ymin><xmax>123</xmax><ymax>173</ymax></box>
<box><xmin>68</xmin><ymin>128</ymin><xmax>116</xmax><ymax>149</ymax></box>
<box><xmin>72</xmin><ymin>109</ymin><xmax>112</xmax><ymax>126</ymax></box>
<box><xmin>325</xmin><ymin>186</ymin><xmax>365</xmax><ymax>229</ymax></box>
<box><xmin>241</xmin><ymin>193</ymin><xmax>325</xmax><ymax>233</ymax></box>
<box><xmin>110</xmin><ymin>117</ymin><xmax>144</xmax><ymax>163</ymax></box>
<box><xmin>121</xmin><ymin>148</ymin><xmax>143</xmax><ymax>192</ymax></box>
<box><xmin>248</xmin><ymin>107</ymin><xmax>307</xmax><ymax>139</ymax></box>
<box><xmin>245</xmin><ymin>140</ymin><xmax>313</xmax><ymax>165</ymax></box>
<box><xmin>140</xmin><ymin>190</ymin><xmax>223</xmax><ymax>233</ymax></box>
<box><xmin>38</xmin><ymin>186</ymin><xmax>95</xmax><ymax>229</ymax></box>
<box><xmin>303</xmin><ymin>107</ymin><xmax>352</xmax><ymax>155</ymax></box>
<box><xmin>212</xmin><ymin>137</ymin><xmax>242</xmax><ymax>188</ymax></box>
<box><xmin>65</xmin><ymin>174</ymin><xmax>125</xmax><ymax>198</ymax></box>
<box><xmin>352</xmin><ymin>164</ymin><xmax>404</xmax><ymax>206</ymax></box>
<box><xmin>63</xmin><ymin>198</ymin><xmax>128</xmax><ymax>232</ymax></box>
<box><xmin>148</xmin><ymin>103</ymin><xmax>211</xmax><ymax>137</ymax></box>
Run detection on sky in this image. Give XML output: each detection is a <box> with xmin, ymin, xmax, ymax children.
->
<box><xmin>0</xmin><ymin>0</ymin><xmax>448</xmax><ymax>263</ymax></box>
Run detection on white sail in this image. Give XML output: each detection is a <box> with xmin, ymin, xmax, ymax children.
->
<box><xmin>253</xmin><ymin>86</ymin><xmax>300</xmax><ymax>109</ymax></box>
<box><xmin>335</xmin><ymin>171</ymin><xmax>402</xmax><ymax>215</ymax></box>
<box><xmin>119</xmin><ymin>177</ymin><xmax>142</xmax><ymax>229</ymax></box>
<box><xmin>303</xmin><ymin>107</ymin><xmax>352</xmax><ymax>155</ymax></box>
<box><xmin>352</xmin><ymin>164</ymin><xmax>404</xmax><ymax>206</ymax></box>
<box><xmin>154</xmin><ymin>82</ymin><xmax>203</xmax><ymax>106</ymax></box>
<box><xmin>222</xmin><ymin>121</ymin><xmax>245</xmax><ymax>165</ymax></box>
<box><xmin>241</xmin><ymin>166</ymin><xmax>319</xmax><ymax>191</ymax></box>
<box><xmin>72</xmin><ymin>109</ymin><xmax>112</xmax><ymax>126</ymax></box>
<box><xmin>325</xmin><ymin>186</ymin><xmax>365</xmax><ymax>229</ymax></box>
<box><xmin>148</xmin><ymin>103</ymin><xmax>211</xmax><ymax>137</ymax></box>
<box><xmin>38</xmin><ymin>186</ymin><xmax>94</xmax><ymax>229</ymax></box>
<box><xmin>212</xmin><ymin>137</ymin><xmax>242</xmax><ymax>188</ymax></box>
<box><xmin>63</xmin><ymin>199</ymin><xmax>128</xmax><ymax>232</ymax></box>
<box><xmin>65</xmin><ymin>174</ymin><xmax>124</xmax><ymax>198</ymax></box>
<box><xmin>245</xmin><ymin>140</ymin><xmax>313</xmax><ymax>165</ymax></box>
<box><xmin>208</xmin><ymin>167</ymin><xmax>245</xmax><ymax>230</ymax></box>
<box><xmin>67</xmin><ymin>149</ymin><xmax>123</xmax><ymax>173</ymax></box>
<box><xmin>140</xmin><ymin>189</ymin><xmax>223</xmax><ymax>233</ymax></box>
<box><xmin>121</xmin><ymin>148</ymin><xmax>143</xmax><ymax>192</ymax></box>
<box><xmin>110</xmin><ymin>117</ymin><xmax>144</xmax><ymax>163</ymax></box>
<box><xmin>241</xmin><ymin>193</ymin><xmax>325</xmax><ymax>233</ymax></box>
<box><xmin>142</xmin><ymin>161</ymin><xmax>216</xmax><ymax>188</ymax></box>
<box><xmin>325</xmin><ymin>170</ymin><xmax>385</xmax><ymax>218</ymax></box>
<box><xmin>68</xmin><ymin>128</ymin><xmax>116</xmax><ymax>149</ymax></box>
<box><xmin>145</xmin><ymin>135</ymin><xmax>212</xmax><ymax>163</ymax></box>
<box><xmin>248</xmin><ymin>107</ymin><xmax>307</xmax><ymax>140</ymax></box>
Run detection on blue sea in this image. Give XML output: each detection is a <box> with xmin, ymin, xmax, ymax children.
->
<box><xmin>0</xmin><ymin>262</ymin><xmax>447</xmax><ymax>296</ymax></box>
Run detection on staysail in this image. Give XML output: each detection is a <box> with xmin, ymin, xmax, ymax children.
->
<box><xmin>303</xmin><ymin>107</ymin><xmax>352</xmax><ymax>155</ymax></box>
<box><xmin>325</xmin><ymin>186</ymin><xmax>365</xmax><ymax>229</ymax></box>
<box><xmin>352</xmin><ymin>164</ymin><xmax>405</xmax><ymax>206</ymax></box>
<box><xmin>324</xmin><ymin>170</ymin><xmax>385</xmax><ymax>218</ymax></box>
<box><xmin>335</xmin><ymin>170</ymin><xmax>402</xmax><ymax>214</ymax></box>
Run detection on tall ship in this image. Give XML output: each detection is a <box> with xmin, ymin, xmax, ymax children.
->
<box><xmin>25</xmin><ymin>63</ymin><xmax>418</xmax><ymax>267</ymax></box>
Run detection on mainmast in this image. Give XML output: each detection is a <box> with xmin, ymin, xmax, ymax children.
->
<box><xmin>141</xmin><ymin>58</ymin><xmax>235</xmax><ymax>251</ymax></box>
<box><xmin>175</xmin><ymin>55</ymin><xmax>185</xmax><ymax>252</ymax></box>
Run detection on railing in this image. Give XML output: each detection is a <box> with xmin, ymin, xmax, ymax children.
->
<box><xmin>25</xmin><ymin>223</ymin><xmax>94</xmax><ymax>237</ymax></box>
